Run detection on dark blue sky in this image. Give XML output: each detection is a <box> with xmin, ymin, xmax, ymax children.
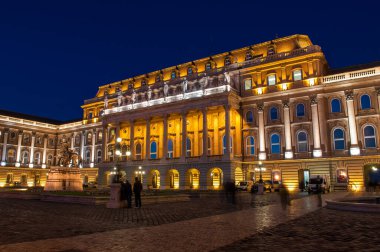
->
<box><xmin>1</xmin><ymin>0</ymin><xmax>379</xmax><ymax>121</ymax></box>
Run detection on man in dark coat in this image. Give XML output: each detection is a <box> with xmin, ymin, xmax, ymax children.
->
<box><xmin>125</xmin><ymin>179</ymin><xmax>132</xmax><ymax>208</ymax></box>
<box><xmin>133</xmin><ymin>177</ymin><xmax>143</xmax><ymax>208</ymax></box>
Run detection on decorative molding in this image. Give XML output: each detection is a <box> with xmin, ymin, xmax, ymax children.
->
<box><xmin>345</xmin><ymin>90</ymin><xmax>354</xmax><ymax>100</ymax></box>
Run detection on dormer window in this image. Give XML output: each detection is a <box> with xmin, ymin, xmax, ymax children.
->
<box><xmin>224</xmin><ymin>57</ymin><xmax>231</xmax><ymax>66</ymax></box>
<box><xmin>293</xmin><ymin>69</ymin><xmax>302</xmax><ymax>81</ymax></box>
<box><xmin>187</xmin><ymin>67</ymin><xmax>193</xmax><ymax>75</ymax></box>
<box><xmin>245</xmin><ymin>51</ymin><xmax>252</xmax><ymax>61</ymax></box>
<box><xmin>156</xmin><ymin>75</ymin><xmax>161</xmax><ymax>82</ymax></box>
<box><xmin>267</xmin><ymin>42</ymin><xmax>276</xmax><ymax>55</ymax></box>
<box><xmin>171</xmin><ymin>71</ymin><xmax>177</xmax><ymax>79</ymax></box>
<box><xmin>205</xmin><ymin>62</ymin><xmax>212</xmax><ymax>71</ymax></box>
<box><xmin>267</xmin><ymin>74</ymin><xmax>276</xmax><ymax>86</ymax></box>
<box><xmin>141</xmin><ymin>79</ymin><xmax>147</xmax><ymax>86</ymax></box>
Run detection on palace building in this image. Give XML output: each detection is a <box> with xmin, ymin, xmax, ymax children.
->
<box><xmin>1</xmin><ymin>34</ymin><xmax>380</xmax><ymax>191</ymax></box>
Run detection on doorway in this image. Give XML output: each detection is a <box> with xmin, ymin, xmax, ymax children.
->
<box><xmin>298</xmin><ymin>169</ymin><xmax>310</xmax><ymax>191</ymax></box>
<box><xmin>364</xmin><ymin>164</ymin><xmax>380</xmax><ymax>192</ymax></box>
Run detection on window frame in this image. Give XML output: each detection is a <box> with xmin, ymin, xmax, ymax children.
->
<box><xmin>331</xmin><ymin>98</ymin><xmax>342</xmax><ymax>113</ymax></box>
<box><xmin>167</xmin><ymin>139</ymin><xmax>174</xmax><ymax>158</ymax></box>
<box><xmin>333</xmin><ymin>128</ymin><xmax>345</xmax><ymax>150</ymax></box>
<box><xmin>267</xmin><ymin>74</ymin><xmax>276</xmax><ymax>86</ymax></box>
<box><xmin>296</xmin><ymin>103</ymin><xmax>305</xmax><ymax>117</ymax></box>
<box><xmin>297</xmin><ymin>131</ymin><xmax>308</xmax><ymax>153</ymax></box>
<box><xmin>244</xmin><ymin>78</ymin><xmax>252</xmax><ymax>90</ymax></box>
<box><xmin>270</xmin><ymin>133</ymin><xmax>281</xmax><ymax>154</ymax></box>
<box><xmin>245</xmin><ymin>111</ymin><xmax>254</xmax><ymax>123</ymax></box>
<box><xmin>360</xmin><ymin>94</ymin><xmax>371</xmax><ymax>110</ymax></box>
<box><xmin>270</xmin><ymin>107</ymin><xmax>278</xmax><ymax>121</ymax></box>
<box><xmin>363</xmin><ymin>125</ymin><xmax>376</xmax><ymax>148</ymax></box>
<box><xmin>292</xmin><ymin>69</ymin><xmax>302</xmax><ymax>81</ymax></box>
<box><xmin>246</xmin><ymin>136</ymin><xmax>255</xmax><ymax>156</ymax></box>
<box><xmin>150</xmin><ymin>141</ymin><xmax>158</xmax><ymax>159</ymax></box>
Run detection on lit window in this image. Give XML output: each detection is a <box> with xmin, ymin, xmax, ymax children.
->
<box><xmin>360</xmin><ymin>94</ymin><xmax>371</xmax><ymax>110</ymax></box>
<box><xmin>34</xmin><ymin>152</ymin><xmax>41</xmax><ymax>165</ymax></box>
<box><xmin>297</xmin><ymin>132</ymin><xmax>308</xmax><ymax>152</ymax></box>
<box><xmin>22</xmin><ymin>151</ymin><xmax>29</xmax><ymax>164</ymax></box>
<box><xmin>85</xmin><ymin>150</ymin><xmax>91</xmax><ymax>164</ymax></box>
<box><xmin>296</xmin><ymin>104</ymin><xmax>305</xmax><ymax>117</ymax></box>
<box><xmin>207</xmin><ymin>137</ymin><xmax>212</xmax><ymax>155</ymax></box>
<box><xmin>246</xmin><ymin>136</ymin><xmax>255</xmax><ymax>155</ymax></box>
<box><xmin>97</xmin><ymin>150</ymin><xmax>102</xmax><ymax>163</ymax></box>
<box><xmin>47</xmin><ymin>155</ymin><xmax>53</xmax><ymax>166</ymax></box>
<box><xmin>135</xmin><ymin>143</ymin><xmax>142</xmax><ymax>160</ymax></box>
<box><xmin>7</xmin><ymin>149</ymin><xmax>15</xmax><ymax>163</ymax></box>
<box><xmin>167</xmin><ymin>139</ymin><xmax>174</xmax><ymax>158</ymax></box>
<box><xmin>87</xmin><ymin>133</ymin><xmax>92</xmax><ymax>145</ymax></box>
<box><xmin>331</xmin><ymin>99</ymin><xmax>341</xmax><ymax>113</ymax></box>
<box><xmin>186</xmin><ymin>138</ymin><xmax>192</xmax><ymax>157</ymax></box>
<box><xmin>333</xmin><ymin>128</ymin><xmax>345</xmax><ymax>150</ymax></box>
<box><xmin>267</xmin><ymin>74</ymin><xmax>276</xmax><ymax>85</ymax></box>
<box><xmin>246</xmin><ymin>111</ymin><xmax>254</xmax><ymax>123</ymax></box>
<box><xmin>270</xmin><ymin>107</ymin><xmax>278</xmax><ymax>121</ymax></box>
<box><xmin>364</xmin><ymin>125</ymin><xmax>376</xmax><ymax>148</ymax></box>
<box><xmin>205</xmin><ymin>62</ymin><xmax>212</xmax><ymax>71</ymax></box>
<box><xmin>244</xmin><ymin>79</ymin><xmax>252</xmax><ymax>90</ymax></box>
<box><xmin>271</xmin><ymin>134</ymin><xmax>280</xmax><ymax>154</ymax></box>
<box><xmin>98</xmin><ymin>132</ymin><xmax>103</xmax><ymax>142</ymax></box>
<box><xmin>293</xmin><ymin>69</ymin><xmax>302</xmax><ymax>81</ymax></box>
<box><xmin>337</xmin><ymin>169</ymin><xmax>348</xmax><ymax>183</ymax></box>
<box><xmin>222</xmin><ymin>135</ymin><xmax>233</xmax><ymax>154</ymax></box>
<box><xmin>171</xmin><ymin>71</ymin><xmax>176</xmax><ymax>79</ymax></box>
<box><xmin>150</xmin><ymin>141</ymin><xmax>157</xmax><ymax>159</ymax></box>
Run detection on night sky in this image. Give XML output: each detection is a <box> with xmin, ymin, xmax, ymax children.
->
<box><xmin>1</xmin><ymin>0</ymin><xmax>379</xmax><ymax>121</ymax></box>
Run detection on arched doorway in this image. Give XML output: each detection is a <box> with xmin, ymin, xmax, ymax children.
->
<box><xmin>234</xmin><ymin>167</ymin><xmax>243</xmax><ymax>183</ymax></box>
<box><xmin>149</xmin><ymin>170</ymin><xmax>160</xmax><ymax>189</ymax></box>
<box><xmin>167</xmin><ymin>169</ymin><xmax>179</xmax><ymax>189</ymax></box>
<box><xmin>364</xmin><ymin>164</ymin><xmax>380</xmax><ymax>192</ymax></box>
<box><xmin>186</xmin><ymin>168</ymin><xmax>200</xmax><ymax>189</ymax></box>
<box><xmin>207</xmin><ymin>168</ymin><xmax>223</xmax><ymax>190</ymax></box>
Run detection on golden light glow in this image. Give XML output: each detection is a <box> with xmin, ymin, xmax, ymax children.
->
<box><xmin>308</xmin><ymin>78</ymin><xmax>315</xmax><ymax>86</ymax></box>
<box><xmin>257</xmin><ymin>88</ymin><xmax>263</xmax><ymax>95</ymax></box>
<box><xmin>281</xmin><ymin>83</ymin><xmax>287</xmax><ymax>91</ymax></box>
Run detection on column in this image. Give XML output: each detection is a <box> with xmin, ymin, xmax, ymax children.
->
<box><xmin>29</xmin><ymin>132</ymin><xmax>36</xmax><ymax>168</ymax></box>
<box><xmin>181</xmin><ymin>112</ymin><xmax>187</xmax><ymax>159</ymax></box>
<box><xmin>116</xmin><ymin>123</ymin><xmax>121</xmax><ymax>141</ymax></box>
<box><xmin>15</xmin><ymin>130</ymin><xmax>23</xmax><ymax>167</ymax></box>
<box><xmin>41</xmin><ymin>135</ymin><xmax>48</xmax><ymax>168</ymax></box>
<box><xmin>70</xmin><ymin>133</ymin><xmax>75</xmax><ymax>150</ymax></box>
<box><xmin>345</xmin><ymin>91</ymin><xmax>360</xmax><ymax>155</ymax></box>
<box><xmin>310</xmin><ymin>95</ymin><xmax>322</xmax><ymax>157</ymax></box>
<box><xmin>283</xmin><ymin>101</ymin><xmax>293</xmax><ymax>159</ymax></box>
<box><xmin>102</xmin><ymin>125</ymin><xmax>108</xmax><ymax>162</ymax></box>
<box><xmin>163</xmin><ymin>115</ymin><xmax>168</xmax><ymax>159</ymax></box>
<box><xmin>194</xmin><ymin>114</ymin><xmax>199</xmax><ymax>156</ymax></box>
<box><xmin>80</xmin><ymin>131</ymin><xmax>85</xmax><ymax>167</ymax></box>
<box><xmin>202</xmin><ymin>109</ymin><xmax>208</xmax><ymax>158</ymax></box>
<box><xmin>130</xmin><ymin>121</ymin><xmax>134</xmax><ymax>160</ymax></box>
<box><xmin>1</xmin><ymin>129</ymin><xmax>8</xmax><ymax>166</ymax></box>
<box><xmin>224</xmin><ymin>105</ymin><xmax>231</xmax><ymax>157</ymax></box>
<box><xmin>146</xmin><ymin>118</ymin><xmax>150</xmax><ymax>159</ymax></box>
<box><xmin>90</xmin><ymin>130</ymin><xmax>96</xmax><ymax>167</ymax></box>
<box><xmin>258</xmin><ymin>104</ymin><xmax>266</xmax><ymax>160</ymax></box>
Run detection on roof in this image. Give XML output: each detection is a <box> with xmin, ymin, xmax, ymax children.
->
<box><xmin>0</xmin><ymin>109</ymin><xmax>81</xmax><ymax>125</ymax></box>
<box><xmin>328</xmin><ymin>61</ymin><xmax>380</xmax><ymax>75</ymax></box>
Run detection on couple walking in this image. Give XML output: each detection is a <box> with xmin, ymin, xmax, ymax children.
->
<box><xmin>121</xmin><ymin>177</ymin><xmax>143</xmax><ymax>208</ymax></box>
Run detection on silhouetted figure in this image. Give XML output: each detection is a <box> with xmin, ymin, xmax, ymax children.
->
<box><xmin>125</xmin><ymin>180</ymin><xmax>132</xmax><ymax>208</ymax></box>
<box><xmin>316</xmin><ymin>181</ymin><xmax>323</xmax><ymax>207</ymax></box>
<box><xmin>279</xmin><ymin>184</ymin><xmax>290</xmax><ymax>210</ymax></box>
<box><xmin>133</xmin><ymin>177</ymin><xmax>143</xmax><ymax>208</ymax></box>
<box><xmin>223</xmin><ymin>180</ymin><xmax>236</xmax><ymax>204</ymax></box>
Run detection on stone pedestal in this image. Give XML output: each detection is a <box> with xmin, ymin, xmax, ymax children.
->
<box><xmin>44</xmin><ymin>166</ymin><xmax>83</xmax><ymax>191</ymax></box>
<box><xmin>106</xmin><ymin>183</ymin><xmax>126</xmax><ymax>208</ymax></box>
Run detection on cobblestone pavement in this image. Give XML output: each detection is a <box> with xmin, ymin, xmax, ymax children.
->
<box><xmin>0</xmin><ymin>191</ymin><xmax>283</xmax><ymax>245</ymax></box>
<box><xmin>214</xmin><ymin>208</ymin><xmax>380</xmax><ymax>252</ymax></box>
<box><xmin>0</xmin><ymin>192</ymin><xmax>346</xmax><ymax>252</ymax></box>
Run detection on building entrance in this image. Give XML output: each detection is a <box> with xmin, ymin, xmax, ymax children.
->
<box><xmin>364</xmin><ymin>164</ymin><xmax>380</xmax><ymax>192</ymax></box>
<box><xmin>298</xmin><ymin>169</ymin><xmax>310</xmax><ymax>191</ymax></box>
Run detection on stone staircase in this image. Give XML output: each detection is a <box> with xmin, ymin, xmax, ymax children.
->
<box><xmin>333</xmin><ymin>183</ymin><xmax>348</xmax><ymax>192</ymax></box>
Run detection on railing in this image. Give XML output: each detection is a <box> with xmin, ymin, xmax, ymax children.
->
<box><xmin>322</xmin><ymin>67</ymin><xmax>380</xmax><ymax>84</ymax></box>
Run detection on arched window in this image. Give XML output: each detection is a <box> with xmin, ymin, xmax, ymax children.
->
<box><xmin>333</xmin><ymin>128</ymin><xmax>345</xmax><ymax>150</ymax></box>
<box><xmin>271</xmin><ymin>134</ymin><xmax>281</xmax><ymax>154</ymax></box>
<box><xmin>246</xmin><ymin>136</ymin><xmax>255</xmax><ymax>155</ymax></box>
<box><xmin>98</xmin><ymin>131</ymin><xmax>103</xmax><ymax>142</ymax></box>
<box><xmin>167</xmin><ymin>139</ymin><xmax>174</xmax><ymax>158</ymax></box>
<box><xmin>171</xmin><ymin>71</ymin><xmax>176</xmax><ymax>79</ymax></box>
<box><xmin>186</xmin><ymin>138</ymin><xmax>192</xmax><ymax>157</ymax></box>
<box><xmin>267</xmin><ymin>74</ymin><xmax>276</xmax><ymax>85</ymax></box>
<box><xmin>23</xmin><ymin>134</ymin><xmax>30</xmax><ymax>144</ymax></box>
<box><xmin>22</xmin><ymin>151</ymin><xmax>29</xmax><ymax>164</ymax></box>
<box><xmin>293</xmin><ymin>69</ymin><xmax>302</xmax><ymax>81</ymax></box>
<box><xmin>207</xmin><ymin>137</ymin><xmax>212</xmax><ymax>155</ymax></box>
<box><xmin>150</xmin><ymin>141</ymin><xmax>157</xmax><ymax>159</ymax></box>
<box><xmin>85</xmin><ymin>150</ymin><xmax>91</xmax><ymax>164</ymax></box>
<box><xmin>296</xmin><ymin>104</ymin><xmax>305</xmax><ymax>117</ymax></box>
<box><xmin>222</xmin><ymin>135</ymin><xmax>233</xmax><ymax>154</ymax></box>
<box><xmin>97</xmin><ymin>150</ymin><xmax>102</xmax><ymax>163</ymax></box>
<box><xmin>34</xmin><ymin>152</ymin><xmax>41</xmax><ymax>165</ymax></box>
<box><xmin>7</xmin><ymin>149</ymin><xmax>15</xmax><ymax>163</ymax></box>
<box><xmin>360</xmin><ymin>94</ymin><xmax>371</xmax><ymax>110</ymax></box>
<box><xmin>331</xmin><ymin>99</ymin><xmax>341</xmax><ymax>113</ymax></box>
<box><xmin>87</xmin><ymin>133</ymin><xmax>92</xmax><ymax>145</ymax></box>
<box><xmin>135</xmin><ymin>143</ymin><xmax>142</xmax><ymax>160</ymax></box>
<box><xmin>47</xmin><ymin>155</ymin><xmax>53</xmax><ymax>166</ymax></box>
<box><xmin>364</xmin><ymin>125</ymin><xmax>376</xmax><ymax>148</ymax></box>
<box><xmin>246</xmin><ymin>111</ymin><xmax>254</xmax><ymax>123</ymax></box>
<box><xmin>297</xmin><ymin>131</ymin><xmax>308</xmax><ymax>152</ymax></box>
<box><xmin>108</xmin><ymin>148</ymin><xmax>114</xmax><ymax>162</ymax></box>
<box><xmin>270</xmin><ymin>107</ymin><xmax>278</xmax><ymax>121</ymax></box>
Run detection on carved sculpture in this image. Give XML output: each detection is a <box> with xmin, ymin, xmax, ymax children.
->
<box><xmin>182</xmin><ymin>78</ymin><xmax>188</xmax><ymax>96</ymax></box>
<box><xmin>200</xmin><ymin>76</ymin><xmax>208</xmax><ymax>94</ymax></box>
<box><xmin>117</xmin><ymin>88</ymin><xmax>123</xmax><ymax>106</ymax></box>
<box><xmin>104</xmin><ymin>94</ymin><xmax>109</xmax><ymax>109</ymax></box>
<box><xmin>147</xmin><ymin>86</ymin><xmax>152</xmax><ymax>101</ymax></box>
<box><xmin>131</xmin><ymin>89</ymin><xmax>136</xmax><ymax>103</ymax></box>
<box><xmin>164</xmin><ymin>82</ymin><xmax>169</xmax><ymax>100</ymax></box>
<box><xmin>57</xmin><ymin>143</ymin><xmax>82</xmax><ymax>168</ymax></box>
<box><xmin>224</xmin><ymin>71</ymin><xmax>231</xmax><ymax>84</ymax></box>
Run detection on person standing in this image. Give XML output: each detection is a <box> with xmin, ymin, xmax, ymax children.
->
<box><xmin>133</xmin><ymin>177</ymin><xmax>143</xmax><ymax>208</ymax></box>
<box><xmin>125</xmin><ymin>179</ymin><xmax>132</xmax><ymax>208</ymax></box>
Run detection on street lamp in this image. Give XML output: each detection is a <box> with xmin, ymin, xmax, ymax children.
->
<box><xmin>135</xmin><ymin>165</ymin><xmax>145</xmax><ymax>182</ymax></box>
<box><xmin>112</xmin><ymin>137</ymin><xmax>131</xmax><ymax>183</ymax></box>
<box><xmin>255</xmin><ymin>161</ymin><xmax>266</xmax><ymax>194</ymax></box>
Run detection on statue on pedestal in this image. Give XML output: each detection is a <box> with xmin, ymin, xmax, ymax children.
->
<box><xmin>181</xmin><ymin>78</ymin><xmax>188</xmax><ymax>97</ymax></box>
<box><xmin>117</xmin><ymin>88</ymin><xmax>123</xmax><ymax>106</ymax></box>
<box><xmin>200</xmin><ymin>76</ymin><xmax>208</xmax><ymax>95</ymax></box>
<box><xmin>163</xmin><ymin>82</ymin><xmax>169</xmax><ymax>100</ymax></box>
<box><xmin>224</xmin><ymin>71</ymin><xmax>231</xmax><ymax>85</ymax></box>
<box><xmin>57</xmin><ymin>143</ymin><xmax>82</xmax><ymax>168</ymax></box>
<box><xmin>131</xmin><ymin>89</ymin><xmax>136</xmax><ymax>104</ymax></box>
<box><xmin>147</xmin><ymin>86</ymin><xmax>152</xmax><ymax>101</ymax></box>
<box><xmin>104</xmin><ymin>94</ymin><xmax>109</xmax><ymax>109</ymax></box>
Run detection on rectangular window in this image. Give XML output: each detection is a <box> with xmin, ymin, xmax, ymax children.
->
<box><xmin>267</xmin><ymin>74</ymin><xmax>276</xmax><ymax>86</ymax></box>
<box><xmin>244</xmin><ymin>79</ymin><xmax>252</xmax><ymax>90</ymax></box>
<box><xmin>293</xmin><ymin>70</ymin><xmax>302</xmax><ymax>81</ymax></box>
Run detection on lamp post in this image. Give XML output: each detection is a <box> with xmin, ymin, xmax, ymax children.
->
<box><xmin>255</xmin><ymin>161</ymin><xmax>266</xmax><ymax>194</ymax></box>
<box><xmin>135</xmin><ymin>165</ymin><xmax>145</xmax><ymax>183</ymax></box>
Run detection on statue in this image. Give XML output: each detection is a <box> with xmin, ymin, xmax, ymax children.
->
<box><xmin>57</xmin><ymin>143</ymin><xmax>82</xmax><ymax>168</ymax></box>
<box><xmin>117</xmin><ymin>89</ymin><xmax>123</xmax><ymax>106</ymax></box>
<box><xmin>200</xmin><ymin>76</ymin><xmax>208</xmax><ymax>95</ymax></box>
<box><xmin>224</xmin><ymin>71</ymin><xmax>231</xmax><ymax>85</ymax></box>
<box><xmin>131</xmin><ymin>89</ymin><xmax>136</xmax><ymax>104</ymax></box>
<box><xmin>104</xmin><ymin>94</ymin><xmax>109</xmax><ymax>109</ymax></box>
<box><xmin>147</xmin><ymin>86</ymin><xmax>152</xmax><ymax>101</ymax></box>
<box><xmin>163</xmin><ymin>82</ymin><xmax>169</xmax><ymax>100</ymax></box>
<box><xmin>181</xmin><ymin>78</ymin><xmax>188</xmax><ymax>96</ymax></box>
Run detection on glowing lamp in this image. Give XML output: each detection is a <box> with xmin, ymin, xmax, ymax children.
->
<box><xmin>281</xmin><ymin>83</ymin><xmax>287</xmax><ymax>91</ymax></box>
<box><xmin>116</xmin><ymin>137</ymin><xmax>122</xmax><ymax>143</ymax></box>
<box><xmin>257</xmin><ymin>88</ymin><xmax>263</xmax><ymax>95</ymax></box>
<box><xmin>309</xmin><ymin>78</ymin><xmax>315</xmax><ymax>86</ymax></box>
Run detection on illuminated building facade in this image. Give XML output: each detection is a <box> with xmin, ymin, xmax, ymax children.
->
<box><xmin>1</xmin><ymin>34</ymin><xmax>380</xmax><ymax>191</ymax></box>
